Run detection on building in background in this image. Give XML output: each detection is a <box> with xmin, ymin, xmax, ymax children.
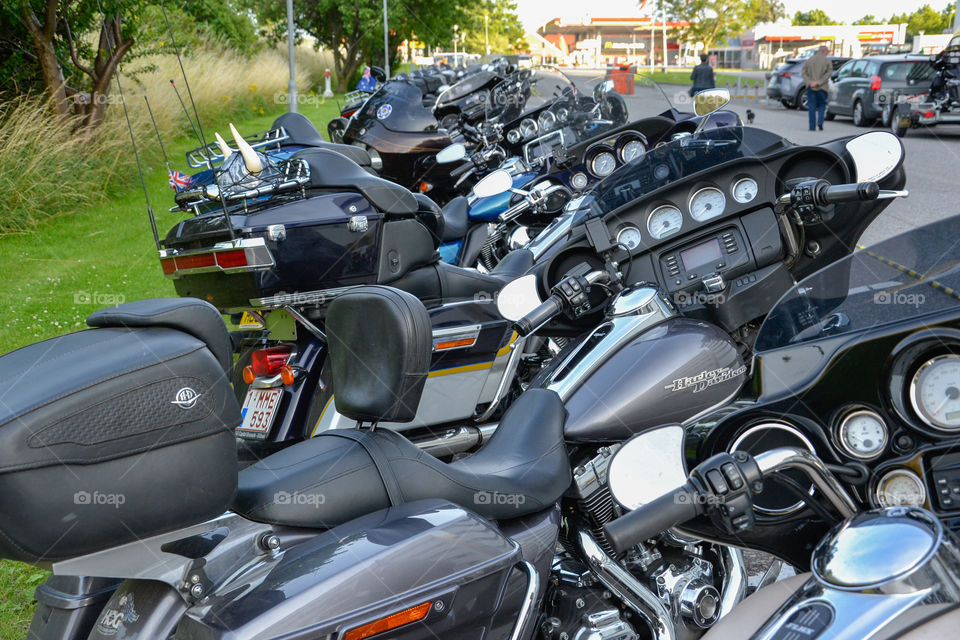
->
<box><xmin>539</xmin><ymin>17</ymin><xmax>690</xmax><ymax>67</ymax></box>
<box><xmin>752</xmin><ymin>24</ymin><xmax>909</xmax><ymax>68</ymax></box>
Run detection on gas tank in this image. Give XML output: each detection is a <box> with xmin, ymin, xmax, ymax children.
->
<box><xmin>535</xmin><ymin>287</ymin><xmax>746</xmax><ymax>442</ymax></box>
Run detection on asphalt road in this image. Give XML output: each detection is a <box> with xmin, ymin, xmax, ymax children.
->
<box><xmin>566</xmin><ymin>71</ymin><xmax>960</xmax><ymax>247</ymax></box>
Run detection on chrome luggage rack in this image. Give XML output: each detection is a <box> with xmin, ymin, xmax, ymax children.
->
<box><xmin>185</xmin><ymin>126</ymin><xmax>290</xmax><ymax>168</ymax></box>
<box><xmin>173</xmin><ymin>156</ymin><xmax>311</xmax><ymax>215</ymax></box>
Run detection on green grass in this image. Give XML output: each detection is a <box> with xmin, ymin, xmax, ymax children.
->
<box><xmin>637</xmin><ymin>70</ymin><xmax>745</xmax><ymax>87</ymax></box>
<box><xmin>0</xmin><ymin>96</ymin><xmax>341</xmax><ymax>639</ymax></box>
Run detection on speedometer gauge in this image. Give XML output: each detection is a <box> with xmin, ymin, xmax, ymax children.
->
<box><xmin>538</xmin><ymin>110</ymin><xmax>557</xmax><ymax>131</ymax></box>
<box><xmin>590</xmin><ymin>151</ymin><xmax>617</xmax><ymax>178</ymax></box>
<box><xmin>876</xmin><ymin>469</ymin><xmax>926</xmax><ymax>507</ymax></box>
<box><xmin>519</xmin><ymin>118</ymin><xmax>538</xmax><ymax>139</ymax></box>
<box><xmin>689</xmin><ymin>187</ymin><xmax>726</xmax><ymax>221</ymax></box>
<box><xmin>910</xmin><ymin>354</ymin><xmax>960</xmax><ymax>431</ymax></box>
<box><xmin>837</xmin><ymin>410</ymin><xmax>887</xmax><ymax>459</ymax></box>
<box><xmin>647</xmin><ymin>205</ymin><xmax>683</xmax><ymax>240</ymax></box>
<box><xmin>619</xmin><ymin>140</ymin><xmax>646</xmax><ymax>163</ymax></box>
<box><xmin>732</xmin><ymin>177</ymin><xmax>759</xmax><ymax>203</ymax></box>
<box><xmin>616</xmin><ymin>226</ymin><xmax>642</xmax><ymax>251</ymax></box>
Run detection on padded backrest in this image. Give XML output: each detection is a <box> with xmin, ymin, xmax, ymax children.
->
<box><xmin>326</xmin><ymin>286</ymin><xmax>431</xmax><ymax>423</ymax></box>
<box><xmin>293</xmin><ymin>148</ymin><xmax>417</xmax><ymax>214</ymax></box>
<box><xmin>412</xmin><ymin>192</ymin><xmax>444</xmax><ymax>247</ymax></box>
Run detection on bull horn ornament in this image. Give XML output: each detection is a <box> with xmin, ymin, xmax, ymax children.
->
<box><xmin>214</xmin><ymin>132</ymin><xmax>233</xmax><ymax>159</ymax></box>
<box><xmin>230</xmin><ymin>122</ymin><xmax>263</xmax><ymax>174</ymax></box>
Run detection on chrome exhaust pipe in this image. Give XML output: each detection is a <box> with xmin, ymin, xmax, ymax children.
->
<box><xmin>408</xmin><ymin>423</ymin><xmax>498</xmax><ymax>457</ymax></box>
<box><xmin>717</xmin><ymin>546</ymin><xmax>747</xmax><ymax>621</ymax></box>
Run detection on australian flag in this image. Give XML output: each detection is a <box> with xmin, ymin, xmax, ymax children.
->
<box><xmin>357</xmin><ymin>67</ymin><xmax>377</xmax><ymax>92</ymax></box>
<box><xmin>169</xmin><ymin>169</ymin><xmax>192</xmax><ymax>191</ymax></box>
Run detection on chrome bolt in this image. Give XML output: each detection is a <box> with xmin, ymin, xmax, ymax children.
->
<box><xmin>259</xmin><ymin>533</ymin><xmax>281</xmax><ymax>551</ymax></box>
<box><xmin>434</xmin><ymin>601</ymin><xmax>445</xmax><ymax>612</ymax></box>
<box><xmin>575</xmin><ymin>598</ymin><xmax>586</xmax><ymax>609</ymax></box>
<box><xmin>189</xmin><ymin>574</ymin><xmax>201</xmax><ymax>584</ymax></box>
<box><xmin>190</xmin><ymin>583</ymin><xmax>205</xmax><ymax>598</ymax></box>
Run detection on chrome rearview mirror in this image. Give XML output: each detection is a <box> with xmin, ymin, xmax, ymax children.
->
<box><xmin>608</xmin><ymin>425</ymin><xmax>688</xmax><ymax>510</ymax></box>
<box><xmin>845</xmin><ymin>131</ymin><xmax>903</xmax><ymax>182</ymax></box>
<box><xmin>693</xmin><ymin>88</ymin><xmax>731</xmax><ymax>116</ymax></box>
<box><xmin>593</xmin><ymin>79</ymin><xmax>615</xmax><ymax>101</ymax></box>
<box><xmin>473</xmin><ymin>169</ymin><xmax>513</xmax><ymax>198</ymax></box>
<box><xmin>436</xmin><ymin>143</ymin><xmax>467</xmax><ymax>164</ymax></box>
<box><xmin>496</xmin><ymin>274</ymin><xmax>541</xmax><ymax>321</ymax></box>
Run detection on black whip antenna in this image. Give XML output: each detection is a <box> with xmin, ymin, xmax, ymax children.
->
<box><xmin>169</xmin><ymin>78</ymin><xmax>204</xmax><ymax>152</ymax></box>
<box><xmin>144</xmin><ymin>96</ymin><xmax>172</xmax><ymax>173</ymax></box>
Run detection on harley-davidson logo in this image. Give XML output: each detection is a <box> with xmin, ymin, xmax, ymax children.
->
<box><xmin>171</xmin><ymin>387</ymin><xmax>202</xmax><ymax>409</ymax></box>
<box><xmin>665</xmin><ymin>365</ymin><xmax>746</xmax><ymax>393</ymax></box>
<box><xmin>376</xmin><ymin>104</ymin><xmax>392</xmax><ymax>120</ymax></box>
<box><xmin>95</xmin><ymin>593</ymin><xmax>139</xmax><ymax>636</ymax></box>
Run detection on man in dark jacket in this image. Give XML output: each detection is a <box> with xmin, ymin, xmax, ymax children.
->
<box><xmin>690</xmin><ymin>54</ymin><xmax>715</xmax><ymax>96</ymax></box>
<box><xmin>802</xmin><ymin>46</ymin><xmax>832</xmax><ymax>131</ymax></box>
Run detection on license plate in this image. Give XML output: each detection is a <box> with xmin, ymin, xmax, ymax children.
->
<box><xmin>237</xmin><ymin>388</ymin><xmax>283</xmax><ymax>439</ymax></box>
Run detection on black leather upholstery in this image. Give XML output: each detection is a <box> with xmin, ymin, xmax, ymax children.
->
<box><xmin>233</xmin><ymin>388</ymin><xmax>570</xmax><ymax>525</ymax></box>
<box><xmin>86</xmin><ymin>298</ymin><xmax>233</xmax><ymax>374</ymax></box>
<box><xmin>293</xmin><ymin>148</ymin><xmax>417</xmax><ymax>214</ymax></box>
<box><xmin>389</xmin><ymin>249</ymin><xmax>535</xmax><ymax>302</ymax></box>
<box><xmin>412</xmin><ymin>193</ymin><xmax>444</xmax><ymax>246</ymax></box>
<box><xmin>326</xmin><ymin>286</ymin><xmax>431</xmax><ymax>423</ymax></box>
<box><xmin>271</xmin><ymin>113</ymin><xmax>372</xmax><ymax>167</ymax></box>
<box><xmin>440</xmin><ymin>196</ymin><xmax>469</xmax><ymax>242</ymax></box>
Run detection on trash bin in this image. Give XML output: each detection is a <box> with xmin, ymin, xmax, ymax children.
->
<box><xmin>610</xmin><ymin>64</ymin><xmax>635</xmax><ymax>95</ymax></box>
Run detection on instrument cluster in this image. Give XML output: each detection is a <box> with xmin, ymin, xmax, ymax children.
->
<box><xmin>611</xmin><ymin>174</ymin><xmax>761</xmax><ymax>252</ymax></box>
<box><xmin>583</xmin><ymin>133</ymin><xmax>650</xmax><ymax>181</ymax></box>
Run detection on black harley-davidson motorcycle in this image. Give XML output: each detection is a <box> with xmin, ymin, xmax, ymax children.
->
<box><xmin>596</xmin><ymin>212</ymin><xmax>960</xmax><ymax>638</ymax></box>
<box><xmin>0</xmin><ymin>120</ymin><xmax>910</xmax><ymax>640</ymax></box>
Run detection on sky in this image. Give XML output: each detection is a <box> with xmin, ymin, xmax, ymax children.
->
<box><xmin>516</xmin><ymin>0</ymin><xmax>959</xmax><ymax>32</ymax></box>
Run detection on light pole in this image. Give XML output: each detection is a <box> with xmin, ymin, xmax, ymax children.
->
<box><xmin>383</xmin><ymin>0</ymin><xmax>390</xmax><ymax>77</ymax></box>
<box><xmin>453</xmin><ymin>24</ymin><xmax>459</xmax><ymax>56</ymax></box>
<box><xmin>286</xmin><ymin>0</ymin><xmax>297</xmax><ymax>113</ymax></box>
<box><xmin>485</xmin><ymin>14</ymin><xmax>490</xmax><ymax>56</ymax></box>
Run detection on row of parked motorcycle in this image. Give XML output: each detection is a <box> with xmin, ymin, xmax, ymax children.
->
<box><xmin>4</xmin><ymin>59</ymin><xmax>960</xmax><ymax>640</ymax></box>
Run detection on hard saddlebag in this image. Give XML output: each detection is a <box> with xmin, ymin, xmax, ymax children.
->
<box><xmin>0</xmin><ymin>298</ymin><xmax>240</xmax><ymax>563</ymax></box>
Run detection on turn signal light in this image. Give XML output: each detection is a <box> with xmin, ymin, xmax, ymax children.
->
<box><xmin>418</xmin><ymin>181</ymin><xmax>432</xmax><ymax>193</ymax></box>
<box><xmin>250</xmin><ymin>346</ymin><xmax>293</xmax><ymax>377</ymax></box>
<box><xmin>343</xmin><ymin>601</ymin><xmax>432</xmax><ymax>640</ymax></box>
<box><xmin>870</xmin><ymin>75</ymin><xmax>882</xmax><ymax>91</ymax></box>
<box><xmin>280</xmin><ymin>366</ymin><xmax>296</xmax><ymax>386</ymax></box>
<box><xmin>435</xmin><ymin>337</ymin><xmax>477</xmax><ymax>351</ymax></box>
<box><xmin>242</xmin><ymin>365</ymin><xmax>255</xmax><ymax>385</ymax></box>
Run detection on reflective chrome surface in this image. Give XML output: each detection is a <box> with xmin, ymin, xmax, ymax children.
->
<box><xmin>753</xmin><ymin>447</ymin><xmax>858</xmax><ymax>519</ymax></box>
<box><xmin>606</xmin><ymin>285</ymin><xmax>673</xmax><ymax>318</ymax></box>
<box><xmin>608</xmin><ymin>426</ymin><xmax>688</xmax><ymax>510</ymax></box>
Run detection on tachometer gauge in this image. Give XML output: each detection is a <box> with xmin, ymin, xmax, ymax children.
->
<box><xmin>689</xmin><ymin>187</ymin><xmax>726</xmax><ymax>222</ymax></box>
<box><xmin>876</xmin><ymin>469</ymin><xmax>926</xmax><ymax>507</ymax></box>
<box><xmin>837</xmin><ymin>410</ymin><xmax>887</xmax><ymax>459</ymax></box>
<box><xmin>538</xmin><ymin>110</ymin><xmax>557</xmax><ymax>131</ymax></box>
<box><xmin>616</xmin><ymin>225</ymin><xmax>642</xmax><ymax>251</ymax></box>
<box><xmin>519</xmin><ymin>118</ymin><xmax>538</xmax><ymax>139</ymax></box>
<box><xmin>910</xmin><ymin>354</ymin><xmax>960</xmax><ymax>431</ymax></box>
<box><xmin>506</xmin><ymin>129</ymin><xmax>521</xmax><ymax>144</ymax></box>
<box><xmin>732</xmin><ymin>177</ymin><xmax>759</xmax><ymax>203</ymax></box>
<box><xmin>619</xmin><ymin>139</ymin><xmax>646</xmax><ymax>163</ymax></box>
<box><xmin>647</xmin><ymin>205</ymin><xmax>683</xmax><ymax>240</ymax></box>
<box><xmin>590</xmin><ymin>151</ymin><xmax>616</xmax><ymax>177</ymax></box>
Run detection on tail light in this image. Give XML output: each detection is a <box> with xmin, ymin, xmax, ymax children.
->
<box><xmin>779</xmin><ymin>72</ymin><xmax>792</xmax><ymax>78</ymax></box>
<box><xmin>870</xmin><ymin>75</ymin><xmax>882</xmax><ymax>91</ymax></box>
<box><xmin>250</xmin><ymin>346</ymin><xmax>293</xmax><ymax>377</ymax></box>
<box><xmin>158</xmin><ymin>238</ymin><xmax>275</xmax><ymax>279</ymax></box>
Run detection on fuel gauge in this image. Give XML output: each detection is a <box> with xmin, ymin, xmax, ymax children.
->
<box><xmin>732</xmin><ymin>177</ymin><xmax>759</xmax><ymax>203</ymax></box>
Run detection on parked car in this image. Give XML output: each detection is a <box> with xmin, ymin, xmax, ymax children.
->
<box><xmin>766</xmin><ymin>55</ymin><xmax>850</xmax><ymax>109</ymax></box>
<box><xmin>826</xmin><ymin>54</ymin><xmax>936</xmax><ymax>126</ymax></box>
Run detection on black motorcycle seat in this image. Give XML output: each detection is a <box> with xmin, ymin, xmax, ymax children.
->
<box><xmin>390</xmin><ymin>249</ymin><xmax>534</xmax><ymax>302</ymax></box>
<box><xmin>232</xmin><ymin>388</ymin><xmax>570</xmax><ymax>526</ymax></box>
<box><xmin>272</xmin><ymin>113</ymin><xmax>373</xmax><ymax>168</ymax></box>
<box><xmin>440</xmin><ymin>196</ymin><xmax>469</xmax><ymax>242</ymax></box>
<box><xmin>293</xmin><ymin>148</ymin><xmax>417</xmax><ymax>215</ymax></box>
<box><xmin>86</xmin><ymin>297</ymin><xmax>233</xmax><ymax>374</ymax></box>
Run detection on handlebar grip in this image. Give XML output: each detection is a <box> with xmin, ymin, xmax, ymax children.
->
<box><xmin>514</xmin><ymin>295</ymin><xmax>563</xmax><ymax>337</ymax></box>
<box><xmin>821</xmin><ymin>182</ymin><xmax>879</xmax><ymax>205</ymax></box>
<box><xmin>450</xmin><ymin>161</ymin><xmax>474</xmax><ymax>178</ymax></box>
<box><xmin>603</xmin><ymin>483</ymin><xmax>704</xmax><ymax>555</ymax></box>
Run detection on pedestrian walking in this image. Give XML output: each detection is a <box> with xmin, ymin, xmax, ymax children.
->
<box><xmin>802</xmin><ymin>46</ymin><xmax>832</xmax><ymax>131</ymax></box>
<box><xmin>689</xmin><ymin>54</ymin><xmax>715</xmax><ymax>97</ymax></box>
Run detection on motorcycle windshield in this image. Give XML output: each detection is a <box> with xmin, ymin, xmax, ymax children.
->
<box><xmin>566</xmin><ymin>126</ymin><xmax>791</xmax><ymax>222</ymax></box>
<box><xmin>755</xmin><ymin>214</ymin><xmax>960</xmax><ymax>352</ymax></box>
<box><xmin>357</xmin><ymin>81</ymin><xmax>437</xmax><ymax>133</ymax></box>
<box><xmin>489</xmin><ymin>68</ymin><xmax>576</xmax><ymax>121</ymax></box>
<box><xmin>436</xmin><ymin>70</ymin><xmax>499</xmax><ymax>105</ymax></box>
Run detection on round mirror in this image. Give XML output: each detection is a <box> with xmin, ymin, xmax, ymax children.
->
<box><xmin>845</xmin><ymin>131</ymin><xmax>903</xmax><ymax>183</ymax></box>
<box><xmin>496</xmin><ymin>274</ymin><xmax>541</xmax><ymax>321</ymax></box>
<box><xmin>436</xmin><ymin>143</ymin><xmax>467</xmax><ymax>164</ymax></box>
<box><xmin>694</xmin><ymin>89</ymin><xmax>731</xmax><ymax>116</ymax></box>
<box><xmin>608</xmin><ymin>425</ymin><xmax>688</xmax><ymax>510</ymax></box>
<box><xmin>473</xmin><ymin>169</ymin><xmax>514</xmax><ymax>198</ymax></box>
<box><xmin>594</xmin><ymin>79</ymin><xmax>615</xmax><ymax>101</ymax></box>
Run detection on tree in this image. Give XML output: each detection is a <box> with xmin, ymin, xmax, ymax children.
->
<box><xmin>664</xmin><ymin>0</ymin><xmax>785</xmax><ymax>52</ymax></box>
<box><xmin>888</xmin><ymin>4</ymin><xmax>956</xmax><ymax>36</ymax></box>
<box><xmin>853</xmin><ymin>14</ymin><xmax>878</xmax><ymax>25</ymax></box>
<box><xmin>461</xmin><ymin>0</ymin><xmax>526</xmax><ymax>55</ymax></box>
<box><xmin>792</xmin><ymin>9</ymin><xmax>837</xmax><ymax>25</ymax></box>
<box><xmin>251</xmin><ymin>0</ymin><xmax>461</xmax><ymax>92</ymax></box>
